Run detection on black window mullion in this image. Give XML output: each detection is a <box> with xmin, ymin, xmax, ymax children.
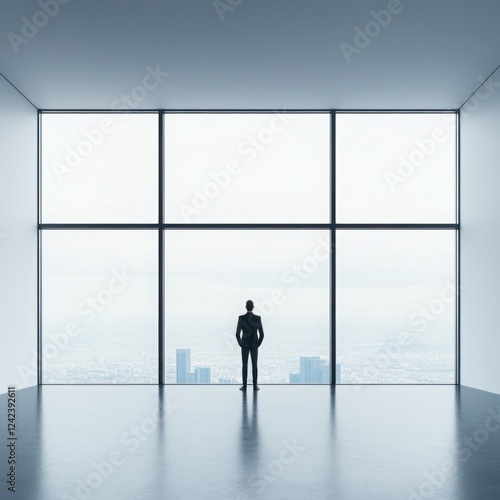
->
<box><xmin>37</xmin><ymin>111</ymin><xmax>42</xmax><ymax>385</ymax></box>
<box><xmin>159</xmin><ymin>112</ymin><xmax>164</xmax><ymax>385</ymax></box>
<box><xmin>331</xmin><ymin>111</ymin><xmax>336</xmax><ymax>385</ymax></box>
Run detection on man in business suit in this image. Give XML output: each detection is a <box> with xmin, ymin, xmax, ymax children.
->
<box><xmin>236</xmin><ymin>300</ymin><xmax>264</xmax><ymax>391</ymax></box>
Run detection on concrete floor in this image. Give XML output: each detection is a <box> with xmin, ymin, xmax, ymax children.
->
<box><xmin>1</xmin><ymin>385</ymin><xmax>500</xmax><ymax>499</ymax></box>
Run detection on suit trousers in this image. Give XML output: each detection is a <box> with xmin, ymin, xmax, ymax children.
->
<box><xmin>241</xmin><ymin>346</ymin><xmax>258</xmax><ymax>386</ymax></box>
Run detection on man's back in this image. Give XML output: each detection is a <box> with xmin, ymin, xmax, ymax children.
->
<box><xmin>236</xmin><ymin>300</ymin><xmax>264</xmax><ymax>390</ymax></box>
<box><xmin>237</xmin><ymin>311</ymin><xmax>263</xmax><ymax>347</ymax></box>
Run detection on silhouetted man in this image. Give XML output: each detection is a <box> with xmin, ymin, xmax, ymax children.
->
<box><xmin>236</xmin><ymin>300</ymin><xmax>264</xmax><ymax>391</ymax></box>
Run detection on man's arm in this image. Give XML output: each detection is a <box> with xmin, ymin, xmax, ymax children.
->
<box><xmin>235</xmin><ymin>317</ymin><xmax>242</xmax><ymax>346</ymax></box>
<box><xmin>257</xmin><ymin>318</ymin><xmax>264</xmax><ymax>347</ymax></box>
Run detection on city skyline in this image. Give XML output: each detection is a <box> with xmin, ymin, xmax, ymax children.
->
<box><xmin>40</xmin><ymin>322</ymin><xmax>454</xmax><ymax>385</ymax></box>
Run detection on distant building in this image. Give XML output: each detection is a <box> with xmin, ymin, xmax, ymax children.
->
<box><xmin>195</xmin><ymin>367</ymin><xmax>211</xmax><ymax>384</ymax></box>
<box><xmin>320</xmin><ymin>363</ymin><xmax>330</xmax><ymax>384</ymax></box>
<box><xmin>336</xmin><ymin>363</ymin><xmax>341</xmax><ymax>383</ymax></box>
<box><xmin>289</xmin><ymin>356</ymin><xmax>330</xmax><ymax>383</ymax></box>
<box><xmin>176</xmin><ymin>349</ymin><xmax>191</xmax><ymax>384</ymax></box>
<box><xmin>218</xmin><ymin>378</ymin><xmax>238</xmax><ymax>384</ymax></box>
<box><xmin>300</xmin><ymin>356</ymin><xmax>323</xmax><ymax>383</ymax></box>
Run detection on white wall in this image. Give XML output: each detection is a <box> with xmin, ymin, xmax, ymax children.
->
<box><xmin>0</xmin><ymin>76</ymin><xmax>38</xmax><ymax>393</ymax></box>
<box><xmin>460</xmin><ymin>67</ymin><xmax>500</xmax><ymax>395</ymax></box>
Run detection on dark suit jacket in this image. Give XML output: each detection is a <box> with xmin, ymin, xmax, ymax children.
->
<box><xmin>236</xmin><ymin>312</ymin><xmax>264</xmax><ymax>348</ymax></box>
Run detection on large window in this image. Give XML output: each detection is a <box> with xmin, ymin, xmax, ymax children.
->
<box><xmin>39</xmin><ymin>111</ymin><xmax>458</xmax><ymax>384</ymax></box>
<box><xmin>41</xmin><ymin>230</ymin><xmax>158</xmax><ymax>383</ymax></box>
<box><xmin>336</xmin><ymin>113</ymin><xmax>456</xmax><ymax>223</ymax></box>
<box><xmin>336</xmin><ymin>230</ymin><xmax>456</xmax><ymax>383</ymax></box>
<box><xmin>164</xmin><ymin>113</ymin><xmax>330</xmax><ymax>223</ymax></box>
<box><xmin>42</xmin><ymin>113</ymin><xmax>158</xmax><ymax>223</ymax></box>
<box><xmin>164</xmin><ymin>230</ymin><xmax>330</xmax><ymax>384</ymax></box>
<box><xmin>335</xmin><ymin>112</ymin><xmax>457</xmax><ymax>383</ymax></box>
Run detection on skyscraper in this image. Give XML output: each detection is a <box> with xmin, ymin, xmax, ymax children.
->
<box><xmin>320</xmin><ymin>363</ymin><xmax>330</xmax><ymax>384</ymax></box>
<box><xmin>290</xmin><ymin>356</ymin><xmax>331</xmax><ymax>383</ymax></box>
<box><xmin>176</xmin><ymin>349</ymin><xmax>191</xmax><ymax>384</ymax></box>
<box><xmin>300</xmin><ymin>356</ymin><xmax>322</xmax><ymax>383</ymax></box>
<box><xmin>195</xmin><ymin>367</ymin><xmax>211</xmax><ymax>384</ymax></box>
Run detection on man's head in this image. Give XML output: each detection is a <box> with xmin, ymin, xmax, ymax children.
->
<box><xmin>245</xmin><ymin>300</ymin><xmax>254</xmax><ymax>311</ymax></box>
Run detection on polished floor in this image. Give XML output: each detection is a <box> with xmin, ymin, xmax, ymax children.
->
<box><xmin>1</xmin><ymin>385</ymin><xmax>500</xmax><ymax>499</ymax></box>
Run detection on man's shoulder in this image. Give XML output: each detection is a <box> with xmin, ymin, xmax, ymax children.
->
<box><xmin>238</xmin><ymin>313</ymin><xmax>261</xmax><ymax>321</ymax></box>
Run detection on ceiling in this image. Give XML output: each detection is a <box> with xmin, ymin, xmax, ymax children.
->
<box><xmin>0</xmin><ymin>0</ymin><xmax>499</xmax><ymax>110</ymax></box>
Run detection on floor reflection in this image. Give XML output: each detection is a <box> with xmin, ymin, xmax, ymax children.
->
<box><xmin>1</xmin><ymin>385</ymin><xmax>499</xmax><ymax>499</ymax></box>
<box><xmin>238</xmin><ymin>390</ymin><xmax>260</xmax><ymax>498</ymax></box>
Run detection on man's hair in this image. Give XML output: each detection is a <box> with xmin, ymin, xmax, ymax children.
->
<box><xmin>245</xmin><ymin>300</ymin><xmax>254</xmax><ymax>311</ymax></box>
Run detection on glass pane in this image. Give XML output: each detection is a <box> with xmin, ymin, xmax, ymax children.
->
<box><xmin>42</xmin><ymin>230</ymin><xmax>158</xmax><ymax>383</ymax></box>
<box><xmin>164</xmin><ymin>113</ymin><xmax>330</xmax><ymax>223</ymax></box>
<box><xmin>336</xmin><ymin>113</ymin><xmax>456</xmax><ymax>223</ymax></box>
<box><xmin>164</xmin><ymin>230</ymin><xmax>330</xmax><ymax>383</ymax></box>
<box><xmin>336</xmin><ymin>230</ymin><xmax>456</xmax><ymax>383</ymax></box>
<box><xmin>41</xmin><ymin>113</ymin><xmax>158</xmax><ymax>223</ymax></box>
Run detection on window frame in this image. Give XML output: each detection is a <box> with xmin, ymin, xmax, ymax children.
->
<box><xmin>38</xmin><ymin>109</ymin><xmax>460</xmax><ymax>385</ymax></box>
